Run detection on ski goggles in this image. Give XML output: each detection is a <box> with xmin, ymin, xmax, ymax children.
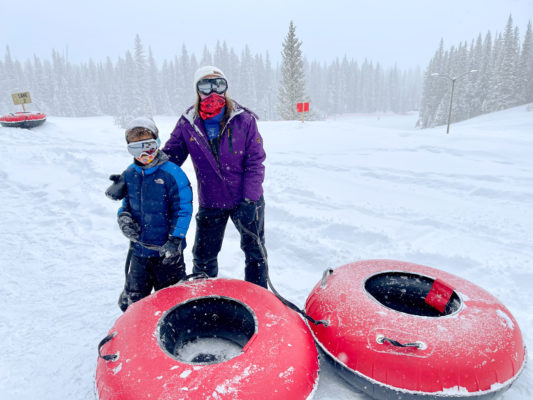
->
<box><xmin>197</xmin><ymin>78</ymin><xmax>228</xmax><ymax>95</ymax></box>
<box><xmin>127</xmin><ymin>138</ymin><xmax>160</xmax><ymax>158</ymax></box>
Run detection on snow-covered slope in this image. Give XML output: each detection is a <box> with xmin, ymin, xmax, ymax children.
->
<box><xmin>1</xmin><ymin>106</ymin><xmax>531</xmax><ymax>399</ymax></box>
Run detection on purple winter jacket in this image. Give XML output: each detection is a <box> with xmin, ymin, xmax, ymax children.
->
<box><xmin>163</xmin><ymin>101</ymin><xmax>266</xmax><ymax>209</ymax></box>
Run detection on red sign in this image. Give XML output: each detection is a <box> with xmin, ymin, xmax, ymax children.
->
<box><xmin>297</xmin><ymin>102</ymin><xmax>309</xmax><ymax>112</ymax></box>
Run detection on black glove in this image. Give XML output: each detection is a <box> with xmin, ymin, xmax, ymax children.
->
<box><xmin>117</xmin><ymin>212</ymin><xmax>140</xmax><ymax>241</ymax></box>
<box><xmin>118</xmin><ymin>290</ymin><xmax>130</xmax><ymax>312</ymax></box>
<box><xmin>105</xmin><ymin>173</ymin><xmax>126</xmax><ymax>201</ymax></box>
<box><xmin>237</xmin><ymin>198</ymin><xmax>258</xmax><ymax>223</ymax></box>
<box><xmin>159</xmin><ymin>236</ymin><xmax>183</xmax><ymax>265</ymax></box>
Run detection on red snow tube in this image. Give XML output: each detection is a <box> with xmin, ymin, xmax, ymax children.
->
<box><xmin>305</xmin><ymin>260</ymin><xmax>526</xmax><ymax>400</ymax></box>
<box><xmin>0</xmin><ymin>112</ymin><xmax>46</xmax><ymax>128</ymax></box>
<box><xmin>96</xmin><ymin>278</ymin><xmax>319</xmax><ymax>399</ymax></box>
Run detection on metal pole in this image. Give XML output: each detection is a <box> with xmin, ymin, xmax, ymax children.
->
<box><xmin>446</xmin><ymin>78</ymin><xmax>456</xmax><ymax>134</ymax></box>
<box><xmin>431</xmin><ymin>70</ymin><xmax>477</xmax><ymax>135</ymax></box>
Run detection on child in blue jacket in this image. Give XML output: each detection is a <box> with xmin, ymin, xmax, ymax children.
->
<box><xmin>116</xmin><ymin>117</ymin><xmax>193</xmax><ymax>312</ymax></box>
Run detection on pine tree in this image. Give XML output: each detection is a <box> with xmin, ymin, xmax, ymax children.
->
<box><xmin>480</xmin><ymin>31</ymin><xmax>494</xmax><ymax>113</ymax></box>
<box><xmin>200</xmin><ymin>45</ymin><xmax>212</xmax><ymax>66</ymax></box>
<box><xmin>225</xmin><ymin>48</ymin><xmax>240</xmax><ymax>97</ymax></box>
<box><xmin>159</xmin><ymin>60</ymin><xmax>174</xmax><ymax>114</ymax></box>
<box><xmin>518</xmin><ymin>21</ymin><xmax>533</xmax><ymax>104</ymax></box>
<box><xmin>483</xmin><ymin>32</ymin><xmax>505</xmax><ymax>112</ymax></box>
<box><xmin>214</xmin><ymin>41</ymin><xmax>231</xmax><ymax>80</ymax></box>
<box><xmin>278</xmin><ymin>21</ymin><xmax>307</xmax><ymax>120</ymax></box>
<box><xmin>417</xmin><ymin>39</ymin><xmax>446</xmax><ymax>127</ymax></box>
<box><xmin>177</xmin><ymin>45</ymin><xmax>194</xmax><ymax>111</ymax></box>
<box><xmin>83</xmin><ymin>59</ymin><xmax>101</xmax><ymax>116</ymax></box>
<box><xmin>263</xmin><ymin>52</ymin><xmax>277</xmax><ymax>119</ymax></box>
<box><xmin>346</xmin><ymin>59</ymin><xmax>360</xmax><ymax>112</ymax></box>
<box><xmin>237</xmin><ymin>45</ymin><xmax>256</xmax><ymax>107</ymax></box>
<box><xmin>132</xmin><ymin>34</ymin><xmax>151</xmax><ymax>117</ymax></box>
<box><xmin>468</xmin><ymin>34</ymin><xmax>484</xmax><ymax>118</ymax></box>
<box><xmin>147</xmin><ymin>48</ymin><xmax>164</xmax><ymax>114</ymax></box>
<box><xmin>499</xmin><ymin>16</ymin><xmax>520</xmax><ymax>109</ymax></box>
<box><xmin>100</xmin><ymin>57</ymin><xmax>119</xmax><ymax>115</ymax></box>
<box><xmin>31</xmin><ymin>55</ymin><xmax>48</xmax><ymax>112</ymax></box>
<box><xmin>3</xmin><ymin>46</ymin><xmax>18</xmax><ymax>95</ymax></box>
<box><xmin>452</xmin><ymin>42</ymin><xmax>471</xmax><ymax>123</ymax></box>
<box><xmin>114</xmin><ymin>51</ymin><xmax>136</xmax><ymax>127</ymax></box>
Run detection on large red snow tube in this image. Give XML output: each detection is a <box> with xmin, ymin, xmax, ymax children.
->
<box><xmin>96</xmin><ymin>278</ymin><xmax>319</xmax><ymax>399</ymax></box>
<box><xmin>0</xmin><ymin>112</ymin><xmax>46</xmax><ymax>128</ymax></box>
<box><xmin>305</xmin><ymin>260</ymin><xmax>526</xmax><ymax>400</ymax></box>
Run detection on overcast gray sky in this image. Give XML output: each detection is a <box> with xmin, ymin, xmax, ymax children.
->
<box><xmin>2</xmin><ymin>0</ymin><xmax>532</xmax><ymax>69</ymax></box>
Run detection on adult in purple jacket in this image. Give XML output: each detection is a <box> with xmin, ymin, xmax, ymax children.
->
<box><xmin>163</xmin><ymin>66</ymin><xmax>268</xmax><ymax>288</ymax></box>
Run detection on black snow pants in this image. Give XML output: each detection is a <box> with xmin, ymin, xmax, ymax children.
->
<box><xmin>118</xmin><ymin>253</ymin><xmax>185</xmax><ymax>312</ymax></box>
<box><xmin>192</xmin><ymin>196</ymin><xmax>267</xmax><ymax>288</ymax></box>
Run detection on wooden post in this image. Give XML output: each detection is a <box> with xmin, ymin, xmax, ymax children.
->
<box><xmin>302</xmin><ymin>106</ymin><xmax>305</xmax><ymax>123</ymax></box>
<box><xmin>22</xmin><ymin>103</ymin><xmax>26</xmax><ymax>112</ymax></box>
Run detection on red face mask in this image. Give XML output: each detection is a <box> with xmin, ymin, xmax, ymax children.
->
<box><xmin>199</xmin><ymin>93</ymin><xmax>226</xmax><ymax>120</ymax></box>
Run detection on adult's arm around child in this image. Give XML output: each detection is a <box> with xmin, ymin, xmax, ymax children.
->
<box><xmin>163</xmin><ymin>119</ymin><xmax>191</xmax><ymax>167</ymax></box>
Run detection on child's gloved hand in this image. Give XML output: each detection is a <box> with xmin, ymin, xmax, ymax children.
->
<box><xmin>117</xmin><ymin>212</ymin><xmax>140</xmax><ymax>240</ymax></box>
<box><xmin>159</xmin><ymin>236</ymin><xmax>183</xmax><ymax>265</ymax></box>
<box><xmin>106</xmin><ymin>172</ymin><xmax>127</xmax><ymax>201</ymax></box>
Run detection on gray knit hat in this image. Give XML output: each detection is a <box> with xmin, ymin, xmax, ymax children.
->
<box><xmin>125</xmin><ymin>117</ymin><xmax>159</xmax><ymax>140</ymax></box>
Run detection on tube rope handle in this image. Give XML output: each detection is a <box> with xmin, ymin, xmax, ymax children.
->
<box><xmin>376</xmin><ymin>335</ymin><xmax>426</xmax><ymax>349</ymax></box>
<box><xmin>130</xmin><ymin>238</ymin><xmax>163</xmax><ymax>251</ymax></box>
<box><xmin>268</xmin><ymin>273</ymin><xmax>330</xmax><ymax>327</ymax></box>
<box><xmin>98</xmin><ymin>332</ymin><xmax>119</xmax><ymax>361</ymax></box>
<box><xmin>182</xmin><ymin>272</ymin><xmax>210</xmax><ymax>281</ymax></box>
<box><xmin>234</xmin><ymin>217</ymin><xmax>329</xmax><ymax>327</ymax></box>
<box><xmin>320</xmin><ymin>268</ymin><xmax>334</xmax><ymax>288</ymax></box>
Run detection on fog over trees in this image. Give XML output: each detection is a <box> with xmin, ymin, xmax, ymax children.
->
<box><xmin>0</xmin><ymin>33</ymin><xmax>421</xmax><ymax>123</ymax></box>
<box><xmin>418</xmin><ymin>16</ymin><xmax>533</xmax><ymax>128</ymax></box>
<box><xmin>1</xmin><ymin>16</ymin><xmax>530</xmax><ymax>125</ymax></box>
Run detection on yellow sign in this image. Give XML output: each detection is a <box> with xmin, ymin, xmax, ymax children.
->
<box><xmin>11</xmin><ymin>92</ymin><xmax>32</xmax><ymax>105</ymax></box>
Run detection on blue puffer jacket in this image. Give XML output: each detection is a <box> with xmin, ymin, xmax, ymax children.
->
<box><xmin>118</xmin><ymin>152</ymin><xmax>193</xmax><ymax>258</ymax></box>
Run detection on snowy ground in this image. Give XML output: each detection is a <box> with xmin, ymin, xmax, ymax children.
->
<box><xmin>1</xmin><ymin>106</ymin><xmax>532</xmax><ymax>399</ymax></box>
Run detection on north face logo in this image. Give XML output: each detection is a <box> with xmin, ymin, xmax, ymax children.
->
<box><xmin>155</xmin><ymin>178</ymin><xmax>164</xmax><ymax>184</ymax></box>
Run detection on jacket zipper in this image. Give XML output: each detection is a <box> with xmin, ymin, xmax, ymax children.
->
<box><xmin>189</xmin><ymin>109</ymin><xmax>242</xmax><ymax>173</ymax></box>
<box><xmin>227</xmin><ymin>127</ymin><xmax>234</xmax><ymax>153</ymax></box>
<box><xmin>140</xmin><ymin>169</ymin><xmax>145</xmax><ymax>243</ymax></box>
